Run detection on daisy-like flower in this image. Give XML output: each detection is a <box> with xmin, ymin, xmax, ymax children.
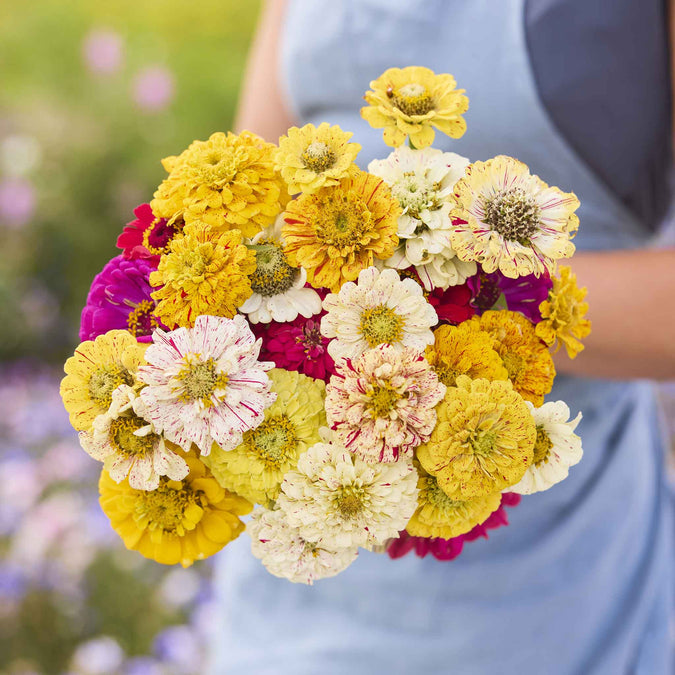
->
<box><xmin>277</xmin><ymin>430</ymin><xmax>419</xmax><ymax>549</ymax></box>
<box><xmin>248</xmin><ymin>507</ymin><xmax>358</xmax><ymax>585</ymax></box>
<box><xmin>536</xmin><ymin>266</ymin><xmax>591</xmax><ymax>358</ymax></box>
<box><xmin>150</xmin><ymin>221</ymin><xmax>256</xmax><ymax>329</ymax></box>
<box><xmin>361</xmin><ymin>66</ymin><xmax>469</xmax><ymax>149</ymax></box>
<box><xmin>275</xmin><ymin>122</ymin><xmax>361</xmax><ymax>195</ymax></box>
<box><xmin>416</xmin><ymin>375</ymin><xmax>536</xmax><ymax>500</ymax></box>
<box><xmin>282</xmin><ymin>169</ymin><xmax>400</xmax><ymax>293</ymax></box>
<box><xmin>138</xmin><ymin>314</ymin><xmax>275</xmax><ymax>455</ymax></box>
<box><xmin>79</xmin><ymin>384</ymin><xmax>188</xmax><ymax>490</ymax></box>
<box><xmin>151</xmin><ymin>131</ymin><xmax>288</xmax><ymax>237</ymax></box>
<box><xmin>369</xmin><ymin>146</ymin><xmax>475</xmax><ymax>290</ymax></box>
<box><xmin>509</xmin><ymin>401</ymin><xmax>583</xmax><ymax>495</ymax></box>
<box><xmin>425</xmin><ymin>322</ymin><xmax>508</xmax><ymax>387</ymax></box>
<box><xmin>450</xmin><ymin>156</ymin><xmax>580</xmax><ymax>278</ymax></box>
<box><xmin>116</xmin><ymin>203</ymin><xmax>182</xmax><ymax>263</ymax></box>
<box><xmin>203</xmin><ymin>369</ymin><xmax>326</xmax><ymax>506</ymax></box>
<box><xmin>473</xmin><ymin>310</ymin><xmax>555</xmax><ymax>406</ymax></box>
<box><xmin>326</xmin><ymin>344</ymin><xmax>445</xmax><ymax>462</ymax></box>
<box><xmin>61</xmin><ymin>330</ymin><xmax>147</xmax><ymax>432</ymax></box>
<box><xmin>238</xmin><ymin>215</ymin><xmax>322</xmax><ymax>324</ymax></box>
<box><xmin>99</xmin><ymin>452</ymin><xmax>252</xmax><ymax>567</ymax></box>
<box><xmin>321</xmin><ymin>267</ymin><xmax>438</xmax><ymax>361</ymax></box>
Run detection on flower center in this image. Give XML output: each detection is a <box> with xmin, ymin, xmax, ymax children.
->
<box><xmin>433</xmin><ymin>362</ymin><xmax>460</xmax><ymax>387</ymax></box>
<box><xmin>301</xmin><ymin>141</ymin><xmax>337</xmax><ymax>173</ymax></box>
<box><xmin>249</xmin><ymin>240</ymin><xmax>298</xmax><ymax>297</ymax></box>
<box><xmin>136</xmin><ymin>480</ymin><xmax>203</xmax><ymax>534</ymax></box>
<box><xmin>367</xmin><ymin>384</ymin><xmax>403</xmax><ymax>417</ymax></box>
<box><xmin>127</xmin><ymin>300</ymin><xmax>160</xmax><ymax>337</ymax></box>
<box><xmin>483</xmin><ymin>187</ymin><xmax>541</xmax><ymax>244</ymax></box>
<box><xmin>175</xmin><ymin>356</ymin><xmax>228</xmax><ymax>405</ymax></box>
<box><xmin>392</xmin><ymin>84</ymin><xmax>434</xmax><ymax>116</ymax></box>
<box><xmin>243</xmin><ymin>414</ymin><xmax>298</xmax><ymax>469</ymax></box>
<box><xmin>422</xmin><ymin>475</ymin><xmax>457</xmax><ymax>509</ymax></box>
<box><xmin>88</xmin><ymin>366</ymin><xmax>133</xmax><ymax>407</ymax></box>
<box><xmin>470</xmin><ymin>429</ymin><xmax>498</xmax><ymax>457</ymax></box>
<box><xmin>334</xmin><ymin>485</ymin><xmax>367</xmax><ymax>519</ymax></box>
<box><xmin>312</xmin><ymin>191</ymin><xmax>371</xmax><ymax>250</ymax></box>
<box><xmin>169</xmin><ymin>245</ymin><xmax>213</xmax><ymax>284</ymax></box>
<box><xmin>471</xmin><ymin>272</ymin><xmax>502</xmax><ymax>311</ymax></box>
<box><xmin>109</xmin><ymin>414</ymin><xmax>156</xmax><ymax>457</ymax></box>
<box><xmin>359</xmin><ymin>305</ymin><xmax>405</xmax><ymax>348</ymax></box>
<box><xmin>296</xmin><ymin>319</ymin><xmax>328</xmax><ymax>359</ymax></box>
<box><xmin>501</xmin><ymin>351</ymin><xmax>526</xmax><ymax>380</ymax></box>
<box><xmin>187</xmin><ymin>148</ymin><xmax>238</xmax><ymax>187</ymax></box>
<box><xmin>533</xmin><ymin>426</ymin><xmax>553</xmax><ymax>466</ymax></box>
<box><xmin>142</xmin><ymin>217</ymin><xmax>181</xmax><ymax>255</ymax></box>
<box><xmin>391</xmin><ymin>171</ymin><xmax>440</xmax><ymax>220</ymax></box>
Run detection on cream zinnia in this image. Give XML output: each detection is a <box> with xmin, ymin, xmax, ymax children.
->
<box><xmin>138</xmin><ymin>314</ymin><xmax>275</xmax><ymax>455</ymax></box>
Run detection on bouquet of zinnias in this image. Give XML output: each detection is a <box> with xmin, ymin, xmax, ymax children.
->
<box><xmin>60</xmin><ymin>66</ymin><xmax>591</xmax><ymax>584</ymax></box>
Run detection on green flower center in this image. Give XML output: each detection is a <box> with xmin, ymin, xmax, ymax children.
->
<box><xmin>359</xmin><ymin>305</ymin><xmax>405</xmax><ymax>348</ymax></box>
<box><xmin>301</xmin><ymin>141</ymin><xmax>337</xmax><ymax>173</ymax></box>
<box><xmin>533</xmin><ymin>425</ymin><xmax>553</xmax><ymax>466</ymax></box>
<box><xmin>392</xmin><ymin>84</ymin><xmax>434</xmax><ymax>116</ymax></box>
<box><xmin>88</xmin><ymin>366</ymin><xmax>133</xmax><ymax>408</ymax></box>
<box><xmin>334</xmin><ymin>485</ymin><xmax>367</xmax><ymax>519</ymax></box>
<box><xmin>367</xmin><ymin>384</ymin><xmax>403</xmax><ymax>418</ymax></box>
<box><xmin>249</xmin><ymin>240</ymin><xmax>298</xmax><ymax>297</ymax></box>
<box><xmin>470</xmin><ymin>429</ymin><xmax>498</xmax><ymax>457</ymax></box>
<box><xmin>421</xmin><ymin>475</ymin><xmax>466</xmax><ymax>511</ymax></box>
<box><xmin>244</xmin><ymin>414</ymin><xmax>298</xmax><ymax>469</ymax></box>
<box><xmin>175</xmin><ymin>356</ymin><xmax>228</xmax><ymax>405</ymax></box>
<box><xmin>391</xmin><ymin>171</ymin><xmax>441</xmax><ymax>220</ymax></box>
<box><xmin>483</xmin><ymin>187</ymin><xmax>541</xmax><ymax>244</ymax></box>
<box><xmin>136</xmin><ymin>479</ymin><xmax>203</xmax><ymax>534</ymax></box>
<box><xmin>109</xmin><ymin>415</ymin><xmax>157</xmax><ymax>457</ymax></box>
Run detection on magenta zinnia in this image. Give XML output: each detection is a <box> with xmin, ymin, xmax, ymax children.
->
<box><xmin>116</xmin><ymin>203</ymin><xmax>181</xmax><ymax>263</ymax></box>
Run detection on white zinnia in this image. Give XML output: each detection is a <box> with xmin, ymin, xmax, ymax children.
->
<box><xmin>79</xmin><ymin>384</ymin><xmax>188</xmax><ymax>491</ymax></box>
<box><xmin>369</xmin><ymin>146</ymin><xmax>476</xmax><ymax>290</ymax></box>
<box><xmin>238</xmin><ymin>215</ymin><xmax>322</xmax><ymax>324</ymax></box>
<box><xmin>138</xmin><ymin>314</ymin><xmax>276</xmax><ymax>455</ymax></box>
<box><xmin>248</xmin><ymin>507</ymin><xmax>358</xmax><ymax>585</ymax></box>
<box><xmin>509</xmin><ymin>400</ymin><xmax>583</xmax><ymax>495</ymax></box>
<box><xmin>277</xmin><ymin>429</ymin><xmax>419</xmax><ymax>549</ymax></box>
<box><xmin>320</xmin><ymin>267</ymin><xmax>438</xmax><ymax>362</ymax></box>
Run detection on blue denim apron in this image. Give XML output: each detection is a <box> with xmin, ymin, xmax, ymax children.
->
<box><xmin>208</xmin><ymin>2</ymin><xmax>674</xmax><ymax>672</ymax></box>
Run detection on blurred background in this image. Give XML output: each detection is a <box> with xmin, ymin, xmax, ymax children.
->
<box><xmin>0</xmin><ymin>1</ymin><xmax>260</xmax><ymax>673</ymax></box>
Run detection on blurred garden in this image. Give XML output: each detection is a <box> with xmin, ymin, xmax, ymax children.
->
<box><xmin>0</xmin><ymin>1</ymin><xmax>260</xmax><ymax>673</ymax></box>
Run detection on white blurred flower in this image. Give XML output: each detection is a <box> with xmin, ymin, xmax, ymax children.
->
<box><xmin>71</xmin><ymin>636</ymin><xmax>125</xmax><ymax>675</ymax></box>
<box><xmin>0</xmin><ymin>134</ymin><xmax>42</xmax><ymax>176</ymax></box>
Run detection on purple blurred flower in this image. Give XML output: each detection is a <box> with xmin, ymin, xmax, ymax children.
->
<box><xmin>83</xmin><ymin>29</ymin><xmax>124</xmax><ymax>75</ymax></box>
<box><xmin>124</xmin><ymin>657</ymin><xmax>167</xmax><ymax>675</ymax></box>
<box><xmin>132</xmin><ymin>66</ymin><xmax>175</xmax><ymax>113</ymax></box>
<box><xmin>0</xmin><ymin>177</ymin><xmax>36</xmax><ymax>228</ymax></box>
<box><xmin>154</xmin><ymin>625</ymin><xmax>202</xmax><ymax>674</ymax></box>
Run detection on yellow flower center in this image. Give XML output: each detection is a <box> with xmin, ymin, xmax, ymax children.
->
<box><xmin>312</xmin><ymin>191</ymin><xmax>372</xmax><ymax>249</ymax></box>
<box><xmin>243</xmin><ymin>414</ymin><xmax>298</xmax><ymax>469</ymax></box>
<box><xmin>434</xmin><ymin>362</ymin><xmax>460</xmax><ymax>387</ymax></box>
<box><xmin>334</xmin><ymin>485</ymin><xmax>367</xmax><ymax>519</ymax></box>
<box><xmin>88</xmin><ymin>366</ymin><xmax>133</xmax><ymax>408</ymax></box>
<box><xmin>359</xmin><ymin>305</ymin><xmax>405</xmax><ymax>348</ymax></box>
<box><xmin>483</xmin><ymin>187</ymin><xmax>541</xmax><ymax>244</ymax></box>
<box><xmin>136</xmin><ymin>480</ymin><xmax>202</xmax><ymax>534</ymax></box>
<box><xmin>533</xmin><ymin>426</ymin><xmax>553</xmax><ymax>466</ymax></box>
<box><xmin>392</xmin><ymin>171</ymin><xmax>441</xmax><ymax>220</ymax></box>
<box><xmin>126</xmin><ymin>300</ymin><xmax>159</xmax><ymax>338</ymax></box>
<box><xmin>392</xmin><ymin>83</ymin><xmax>435</xmax><ymax>116</ymax></box>
<box><xmin>168</xmin><ymin>244</ymin><xmax>213</xmax><ymax>284</ymax></box>
<box><xmin>367</xmin><ymin>384</ymin><xmax>403</xmax><ymax>417</ymax></box>
<box><xmin>501</xmin><ymin>351</ymin><xmax>526</xmax><ymax>380</ymax></box>
<box><xmin>301</xmin><ymin>141</ymin><xmax>337</xmax><ymax>173</ymax></box>
<box><xmin>109</xmin><ymin>415</ymin><xmax>156</xmax><ymax>457</ymax></box>
<box><xmin>470</xmin><ymin>429</ymin><xmax>498</xmax><ymax>458</ymax></box>
<box><xmin>249</xmin><ymin>240</ymin><xmax>298</xmax><ymax>297</ymax></box>
<box><xmin>175</xmin><ymin>356</ymin><xmax>228</xmax><ymax>405</ymax></box>
<box><xmin>187</xmin><ymin>147</ymin><xmax>238</xmax><ymax>187</ymax></box>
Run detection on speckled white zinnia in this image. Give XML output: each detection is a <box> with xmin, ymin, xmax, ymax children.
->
<box><xmin>138</xmin><ymin>314</ymin><xmax>276</xmax><ymax>455</ymax></box>
<box><xmin>277</xmin><ymin>429</ymin><xmax>419</xmax><ymax>549</ymax></box>
<box><xmin>509</xmin><ymin>400</ymin><xmax>583</xmax><ymax>495</ymax></box>
<box><xmin>369</xmin><ymin>146</ymin><xmax>476</xmax><ymax>290</ymax></box>
<box><xmin>79</xmin><ymin>384</ymin><xmax>188</xmax><ymax>491</ymax></box>
<box><xmin>326</xmin><ymin>344</ymin><xmax>446</xmax><ymax>462</ymax></box>
<box><xmin>320</xmin><ymin>267</ymin><xmax>437</xmax><ymax>362</ymax></box>
<box><xmin>248</xmin><ymin>507</ymin><xmax>358</xmax><ymax>585</ymax></box>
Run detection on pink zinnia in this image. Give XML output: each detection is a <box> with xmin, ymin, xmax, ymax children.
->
<box><xmin>116</xmin><ymin>203</ymin><xmax>180</xmax><ymax>263</ymax></box>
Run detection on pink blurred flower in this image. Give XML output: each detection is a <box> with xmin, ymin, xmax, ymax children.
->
<box><xmin>83</xmin><ymin>29</ymin><xmax>124</xmax><ymax>75</ymax></box>
<box><xmin>132</xmin><ymin>66</ymin><xmax>175</xmax><ymax>112</ymax></box>
<box><xmin>0</xmin><ymin>177</ymin><xmax>35</xmax><ymax>228</ymax></box>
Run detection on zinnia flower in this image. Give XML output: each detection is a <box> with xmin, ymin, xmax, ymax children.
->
<box><xmin>277</xmin><ymin>430</ymin><xmax>418</xmax><ymax>549</ymax></box>
<box><xmin>150</xmin><ymin>221</ymin><xmax>256</xmax><ymax>329</ymax></box>
<box><xmin>361</xmin><ymin>66</ymin><xmax>469</xmax><ymax>149</ymax></box>
<box><xmin>116</xmin><ymin>203</ymin><xmax>181</xmax><ymax>263</ymax></box>
<box><xmin>450</xmin><ymin>156</ymin><xmax>579</xmax><ymax>278</ymax></box>
<box><xmin>326</xmin><ymin>344</ymin><xmax>445</xmax><ymax>462</ymax></box>
<box><xmin>282</xmin><ymin>169</ymin><xmax>400</xmax><ymax>293</ymax></box>
<box><xmin>536</xmin><ymin>266</ymin><xmax>591</xmax><ymax>358</ymax></box>
<box><xmin>509</xmin><ymin>401</ymin><xmax>583</xmax><ymax>495</ymax></box>
<box><xmin>61</xmin><ymin>330</ymin><xmax>147</xmax><ymax>432</ymax></box>
<box><xmin>416</xmin><ymin>375</ymin><xmax>536</xmax><ymax>500</ymax></box>
<box><xmin>80</xmin><ymin>255</ymin><xmax>164</xmax><ymax>343</ymax></box>
<box><xmin>321</xmin><ymin>267</ymin><xmax>437</xmax><ymax>362</ymax></box>
<box><xmin>151</xmin><ymin>131</ymin><xmax>287</xmax><ymax>237</ymax></box>
<box><xmin>79</xmin><ymin>384</ymin><xmax>188</xmax><ymax>490</ymax></box>
<box><xmin>426</xmin><ymin>283</ymin><xmax>475</xmax><ymax>325</ymax></box>
<box><xmin>138</xmin><ymin>315</ymin><xmax>275</xmax><ymax>455</ymax></box>
<box><xmin>203</xmin><ymin>369</ymin><xmax>326</xmax><ymax>506</ymax></box>
<box><xmin>275</xmin><ymin>122</ymin><xmax>361</xmax><ymax>195</ymax></box>
<box><xmin>99</xmin><ymin>451</ymin><xmax>252</xmax><ymax>567</ymax></box>
<box><xmin>248</xmin><ymin>507</ymin><xmax>358</xmax><ymax>584</ymax></box>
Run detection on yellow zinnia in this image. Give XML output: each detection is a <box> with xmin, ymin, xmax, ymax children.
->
<box><xmin>99</xmin><ymin>452</ymin><xmax>252</xmax><ymax>567</ymax></box>
<box><xmin>425</xmin><ymin>323</ymin><xmax>508</xmax><ymax>387</ymax></box>
<box><xmin>60</xmin><ymin>330</ymin><xmax>147</xmax><ymax>432</ymax></box>
<box><xmin>536</xmin><ymin>266</ymin><xmax>591</xmax><ymax>359</ymax></box>
<box><xmin>151</xmin><ymin>131</ymin><xmax>288</xmax><ymax>238</ymax></box>
<box><xmin>406</xmin><ymin>469</ymin><xmax>501</xmax><ymax>540</ymax></box>
<box><xmin>361</xmin><ymin>66</ymin><xmax>468</xmax><ymax>149</ymax></box>
<box><xmin>282</xmin><ymin>169</ymin><xmax>400</xmax><ymax>292</ymax></box>
<box><xmin>204</xmin><ymin>369</ymin><xmax>326</xmax><ymax>507</ymax></box>
<box><xmin>474</xmin><ymin>310</ymin><xmax>555</xmax><ymax>406</ymax></box>
<box><xmin>150</xmin><ymin>221</ymin><xmax>256</xmax><ymax>329</ymax></box>
<box><xmin>416</xmin><ymin>375</ymin><xmax>536</xmax><ymax>500</ymax></box>
<box><xmin>275</xmin><ymin>122</ymin><xmax>361</xmax><ymax>195</ymax></box>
